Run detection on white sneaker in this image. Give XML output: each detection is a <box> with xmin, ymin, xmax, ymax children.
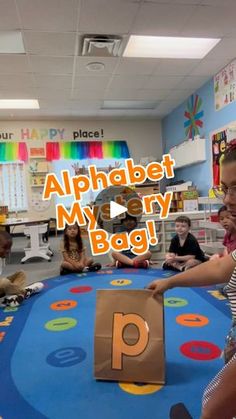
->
<box><xmin>24</xmin><ymin>282</ymin><xmax>44</xmax><ymax>299</ymax></box>
<box><xmin>2</xmin><ymin>294</ymin><xmax>24</xmax><ymax>307</ymax></box>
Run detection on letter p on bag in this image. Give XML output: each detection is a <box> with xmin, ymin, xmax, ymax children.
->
<box><xmin>112</xmin><ymin>313</ymin><xmax>149</xmax><ymax>370</ymax></box>
<box><xmin>94</xmin><ymin>289</ymin><xmax>165</xmax><ymax>384</ymax></box>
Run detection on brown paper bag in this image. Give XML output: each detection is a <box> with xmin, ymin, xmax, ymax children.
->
<box><xmin>94</xmin><ymin>289</ymin><xmax>165</xmax><ymax>384</ymax></box>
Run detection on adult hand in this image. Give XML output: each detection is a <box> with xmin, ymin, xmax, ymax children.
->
<box><xmin>147</xmin><ymin>278</ymin><xmax>172</xmax><ymax>296</ymax></box>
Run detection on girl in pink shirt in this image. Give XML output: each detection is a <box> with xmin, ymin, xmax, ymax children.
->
<box><xmin>219</xmin><ymin>205</ymin><xmax>236</xmax><ymax>253</ymax></box>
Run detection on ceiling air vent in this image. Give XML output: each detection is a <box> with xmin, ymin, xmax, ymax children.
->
<box><xmin>81</xmin><ymin>35</ymin><xmax>122</xmax><ymax>57</ymax></box>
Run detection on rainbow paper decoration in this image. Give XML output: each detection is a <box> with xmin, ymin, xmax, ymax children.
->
<box><xmin>0</xmin><ymin>142</ymin><xmax>28</xmax><ymax>162</ymax></box>
<box><xmin>46</xmin><ymin>141</ymin><xmax>130</xmax><ymax>161</ymax></box>
<box><xmin>184</xmin><ymin>94</ymin><xmax>204</xmax><ymax>139</ymax></box>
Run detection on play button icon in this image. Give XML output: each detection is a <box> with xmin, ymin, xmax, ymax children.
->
<box><xmin>110</xmin><ymin>201</ymin><xmax>127</xmax><ymax>219</ymax></box>
<box><xmin>94</xmin><ymin>185</ymin><xmax>143</xmax><ymax>234</ymax></box>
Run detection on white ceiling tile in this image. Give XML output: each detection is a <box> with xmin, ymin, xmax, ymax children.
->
<box><xmin>0</xmin><ymin>88</ymin><xmax>38</xmax><ymax>98</ymax></box>
<box><xmin>204</xmin><ymin>38</ymin><xmax>236</xmax><ymax>60</ymax></box>
<box><xmin>39</xmin><ymin>99</ymin><xmax>102</xmax><ymax>111</ymax></box>
<box><xmin>23</xmin><ymin>32</ymin><xmax>76</xmax><ymax>56</ymax></box>
<box><xmin>34</xmin><ymin>74</ymin><xmax>72</xmax><ymax>88</ymax></box>
<box><xmin>136</xmin><ymin>89</ymin><xmax>171</xmax><ymax>101</ymax></box>
<box><xmin>35</xmin><ymin>88</ymin><xmax>72</xmax><ymax>99</ymax></box>
<box><xmin>165</xmin><ymin>89</ymin><xmax>193</xmax><ymax>101</ymax></box>
<box><xmin>132</xmin><ymin>3</ymin><xmax>197</xmax><ymax>36</ymax></box>
<box><xmin>190</xmin><ymin>58</ymin><xmax>232</xmax><ymax>76</ymax></box>
<box><xmin>182</xmin><ymin>5</ymin><xmax>236</xmax><ymax>37</ymax></box>
<box><xmin>115</xmin><ymin>58</ymin><xmax>159</xmax><ymax>75</ymax></box>
<box><xmin>0</xmin><ymin>54</ymin><xmax>31</xmax><ymax>74</ymax></box>
<box><xmin>0</xmin><ymin>0</ymin><xmax>20</xmax><ymax>29</ymax></box>
<box><xmin>74</xmin><ymin>75</ymin><xmax>110</xmax><ymax>90</ymax></box>
<box><xmin>104</xmin><ymin>89</ymin><xmax>142</xmax><ymax>100</ymax></box>
<box><xmin>0</xmin><ymin>74</ymin><xmax>35</xmax><ymax>88</ymax></box>
<box><xmin>75</xmin><ymin>56</ymin><xmax>119</xmax><ymax>76</ymax></box>
<box><xmin>79</xmin><ymin>0</ymin><xmax>140</xmax><ymax>34</ymax></box>
<box><xmin>153</xmin><ymin>59</ymin><xmax>200</xmax><ymax>76</ymax></box>
<box><xmin>200</xmin><ymin>0</ymin><xmax>236</xmax><ymax>5</ymax></box>
<box><xmin>17</xmin><ymin>0</ymin><xmax>78</xmax><ymax>32</ymax></box>
<box><xmin>72</xmin><ymin>89</ymin><xmax>105</xmax><ymax>100</ymax></box>
<box><xmin>144</xmin><ymin>75</ymin><xmax>184</xmax><ymax>89</ymax></box>
<box><xmin>29</xmin><ymin>56</ymin><xmax>74</xmax><ymax>74</ymax></box>
<box><xmin>143</xmin><ymin>0</ymin><xmax>201</xmax><ymax>3</ymax></box>
<box><xmin>177</xmin><ymin>75</ymin><xmax>210</xmax><ymax>89</ymax></box>
<box><xmin>108</xmin><ymin>75</ymin><xmax>149</xmax><ymax>90</ymax></box>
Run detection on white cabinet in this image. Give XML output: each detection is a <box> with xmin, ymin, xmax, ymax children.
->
<box><xmin>169</xmin><ymin>138</ymin><xmax>206</xmax><ymax>169</ymax></box>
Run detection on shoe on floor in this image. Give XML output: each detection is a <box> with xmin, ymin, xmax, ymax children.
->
<box><xmin>1</xmin><ymin>294</ymin><xmax>24</xmax><ymax>307</ymax></box>
<box><xmin>169</xmin><ymin>403</ymin><xmax>193</xmax><ymax>419</ymax></box>
<box><xmin>87</xmin><ymin>263</ymin><xmax>102</xmax><ymax>272</ymax></box>
<box><xmin>60</xmin><ymin>267</ymin><xmax>73</xmax><ymax>276</ymax></box>
<box><xmin>24</xmin><ymin>282</ymin><xmax>44</xmax><ymax>299</ymax></box>
<box><xmin>133</xmin><ymin>260</ymin><xmax>150</xmax><ymax>269</ymax></box>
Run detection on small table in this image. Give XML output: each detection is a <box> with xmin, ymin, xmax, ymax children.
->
<box><xmin>0</xmin><ymin>217</ymin><xmax>53</xmax><ymax>263</ymax></box>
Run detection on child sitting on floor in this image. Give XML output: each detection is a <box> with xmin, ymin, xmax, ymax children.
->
<box><xmin>110</xmin><ymin>214</ymin><xmax>151</xmax><ymax>269</ymax></box>
<box><xmin>219</xmin><ymin>205</ymin><xmax>236</xmax><ymax>254</ymax></box>
<box><xmin>163</xmin><ymin>215</ymin><xmax>207</xmax><ymax>272</ymax></box>
<box><xmin>60</xmin><ymin>223</ymin><xmax>101</xmax><ymax>275</ymax></box>
<box><xmin>0</xmin><ymin>231</ymin><xmax>44</xmax><ymax>307</ymax></box>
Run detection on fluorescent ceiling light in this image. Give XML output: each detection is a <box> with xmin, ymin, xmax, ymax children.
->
<box><xmin>102</xmin><ymin>100</ymin><xmax>159</xmax><ymax>110</ymax></box>
<box><xmin>123</xmin><ymin>35</ymin><xmax>221</xmax><ymax>59</ymax></box>
<box><xmin>0</xmin><ymin>31</ymin><xmax>25</xmax><ymax>53</ymax></box>
<box><xmin>0</xmin><ymin>100</ymin><xmax>40</xmax><ymax>109</ymax></box>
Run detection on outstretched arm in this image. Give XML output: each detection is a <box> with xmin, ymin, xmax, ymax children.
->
<box><xmin>148</xmin><ymin>254</ymin><xmax>236</xmax><ymax>296</ymax></box>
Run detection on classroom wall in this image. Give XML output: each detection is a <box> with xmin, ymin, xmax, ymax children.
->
<box><xmin>162</xmin><ymin>78</ymin><xmax>236</xmax><ymax>195</ymax></box>
<box><xmin>0</xmin><ymin>119</ymin><xmax>162</xmax><ymax>221</ymax></box>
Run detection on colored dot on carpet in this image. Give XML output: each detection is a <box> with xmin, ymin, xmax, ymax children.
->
<box><xmin>176</xmin><ymin>313</ymin><xmax>209</xmax><ymax>327</ymax></box>
<box><xmin>46</xmin><ymin>347</ymin><xmax>86</xmax><ymax>367</ymax></box>
<box><xmin>45</xmin><ymin>317</ymin><xmax>77</xmax><ymax>332</ymax></box>
<box><xmin>119</xmin><ymin>382</ymin><xmax>163</xmax><ymax>395</ymax></box>
<box><xmin>110</xmin><ymin>279</ymin><xmax>132</xmax><ymax>286</ymax></box>
<box><xmin>70</xmin><ymin>286</ymin><xmax>93</xmax><ymax>294</ymax></box>
<box><xmin>180</xmin><ymin>341</ymin><xmax>221</xmax><ymax>361</ymax></box>
<box><xmin>164</xmin><ymin>297</ymin><xmax>188</xmax><ymax>307</ymax></box>
<box><xmin>50</xmin><ymin>300</ymin><xmax>78</xmax><ymax>311</ymax></box>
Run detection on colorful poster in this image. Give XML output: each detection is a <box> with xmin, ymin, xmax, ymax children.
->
<box><xmin>212</xmin><ymin>130</ymin><xmax>227</xmax><ymax>186</ymax></box>
<box><xmin>214</xmin><ymin>60</ymin><xmax>236</xmax><ymax>111</ymax></box>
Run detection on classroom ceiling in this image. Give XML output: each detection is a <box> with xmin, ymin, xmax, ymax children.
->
<box><xmin>0</xmin><ymin>0</ymin><xmax>236</xmax><ymax>120</ymax></box>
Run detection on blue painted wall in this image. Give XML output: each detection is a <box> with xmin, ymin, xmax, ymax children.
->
<box><xmin>162</xmin><ymin>78</ymin><xmax>236</xmax><ymax>195</ymax></box>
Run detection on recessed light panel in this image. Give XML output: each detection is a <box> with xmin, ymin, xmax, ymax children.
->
<box><xmin>123</xmin><ymin>36</ymin><xmax>221</xmax><ymax>59</ymax></box>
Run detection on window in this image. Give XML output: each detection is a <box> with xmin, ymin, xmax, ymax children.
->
<box><xmin>0</xmin><ymin>162</ymin><xmax>27</xmax><ymax>212</ymax></box>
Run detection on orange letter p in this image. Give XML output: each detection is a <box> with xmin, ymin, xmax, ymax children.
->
<box><xmin>112</xmin><ymin>313</ymin><xmax>149</xmax><ymax>370</ymax></box>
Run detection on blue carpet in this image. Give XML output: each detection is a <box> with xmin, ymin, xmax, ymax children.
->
<box><xmin>0</xmin><ymin>268</ymin><xmax>232</xmax><ymax>419</ymax></box>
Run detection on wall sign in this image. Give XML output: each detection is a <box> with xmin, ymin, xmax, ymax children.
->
<box><xmin>0</xmin><ymin>127</ymin><xmax>105</xmax><ymax>141</ymax></box>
